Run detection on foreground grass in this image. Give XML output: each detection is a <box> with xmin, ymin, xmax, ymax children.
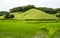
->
<box><xmin>0</xmin><ymin>20</ymin><xmax>60</xmax><ymax>38</ymax></box>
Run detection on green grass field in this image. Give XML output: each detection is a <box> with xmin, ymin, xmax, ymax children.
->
<box><xmin>0</xmin><ymin>9</ymin><xmax>60</xmax><ymax>38</ymax></box>
<box><xmin>0</xmin><ymin>20</ymin><xmax>60</xmax><ymax>38</ymax></box>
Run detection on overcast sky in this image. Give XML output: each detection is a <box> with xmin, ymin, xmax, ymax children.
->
<box><xmin>0</xmin><ymin>0</ymin><xmax>60</xmax><ymax>11</ymax></box>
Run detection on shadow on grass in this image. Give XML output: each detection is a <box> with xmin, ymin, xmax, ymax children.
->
<box><xmin>52</xmin><ymin>29</ymin><xmax>60</xmax><ymax>38</ymax></box>
<box><xmin>34</xmin><ymin>28</ymin><xmax>48</xmax><ymax>38</ymax></box>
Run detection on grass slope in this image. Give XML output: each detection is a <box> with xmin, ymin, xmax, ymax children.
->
<box><xmin>22</xmin><ymin>9</ymin><xmax>57</xmax><ymax>19</ymax></box>
<box><xmin>12</xmin><ymin>9</ymin><xmax>57</xmax><ymax>19</ymax></box>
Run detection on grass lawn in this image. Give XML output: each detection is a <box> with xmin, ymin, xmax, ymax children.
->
<box><xmin>0</xmin><ymin>20</ymin><xmax>60</xmax><ymax>38</ymax></box>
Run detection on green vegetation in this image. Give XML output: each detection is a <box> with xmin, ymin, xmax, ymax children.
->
<box><xmin>36</xmin><ymin>7</ymin><xmax>56</xmax><ymax>14</ymax></box>
<box><xmin>52</xmin><ymin>30</ymin><xmax>60</xmax><ymax>38</ymax></box>
<box><xmin>9</xmin><ymin>5</ymin><xmax>60</xmax><ymax>14</ymax></box>
<box><xmin>0</xmin><ymin>5</ymin><xmax>60</xmax><ymax>38</ymax></box>
<box><xmin>11</xmin><ymin>9</ymin><xmax>58</xmax><ymax>19</ymax></box>
<box><xmin>19</xmin><ymin>9</ymin><xmax>57</xmax><ymax>19</ymax></box>
<box><xmin>9</xmin><ymin>5</ymin><xmax>35</xmax><ymax>13</ymax></box>
<box><xmin>0</xmin><ymin>11</ymin><xmax>9</xmax><ymax>16</ymax></box>
<box><xmin>5</xmin><ymin>14</ymin><xmax>14</xmax><ymax>19</ymax></box>
<box><xmin>0</xmin><ymin>20</ymin><xmax>60</xmax><ymax>38</ymax></box>
<box><xmin>0</xmin><ymin>5</ymin><xmax>60</xmax><ymax>19</ymax></box>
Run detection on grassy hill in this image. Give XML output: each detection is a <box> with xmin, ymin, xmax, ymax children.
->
<box><xmin>12</xmin><ymin>9</ymin><xmax>57</xmax><ymax>19</ymax></box>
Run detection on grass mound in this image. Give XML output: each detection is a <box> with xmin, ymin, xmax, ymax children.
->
<box><xmin>20</xmin><ymin>9</ymin><xmax>57</xmax><ymax>19</ymax></box>
<box><xmin>12</xmin><ymin>9</ymin><xmax>57</xmax><ymax>19</ymax></box>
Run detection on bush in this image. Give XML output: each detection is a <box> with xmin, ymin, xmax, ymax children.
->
<box><xmin>5</xmin><ymin>14</ymin><xmax>14</xmax><ymax>19</ymax></box>
<box><xmin>5</xmin><ymin>14</ymin><xmax>10</xmax><ymax>19</ymax></box>
<box><xmin>56</xmin><ymin>15</ymin><xmax>60</xmax><ymax>18</ymax></box>
<box><xmin>10</xmin><ymin>14</ymin><xmax>14</xmax><ymax>18</ymax></box>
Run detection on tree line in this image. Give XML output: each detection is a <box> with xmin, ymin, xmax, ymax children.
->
<box><xmin>9</xmin><ymin>5</ymin><xmax>60</xmax><ymax>14</ymax></box>
<box><xmin>0</xmin><ymin>5</ymin><xmax>60</xmax><ymax>19</ymax></box>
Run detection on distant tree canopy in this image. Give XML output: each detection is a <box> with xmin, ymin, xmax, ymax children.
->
<box><xmin>36</xmin><ymin>7</ymin><xmax>57</xmax><ymax>14</ymax></box>
<box><xmin>9</xmin><ymin>5</ymin><xmax>60</xmax><ymax>14</ymax></box>
<box><xmin>56</xmin><ymin>11</ymin><xmax>60</xmax><ymax>18</ymax></box>
<box><xmin>9</xmin><ymin>5</ymin><xmax>35</xmax><ymax>13</ymax></box>
<box><xmin>0</xmin><ymin>11</ymin><xmax>9</xmax><ymax>16</ymax></box>
<box><xmin>55</xmin><ymin>8</ymin><xmax>60</xmax><ymax>13</ymax></box>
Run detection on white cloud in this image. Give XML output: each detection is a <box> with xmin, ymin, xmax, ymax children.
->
<box><xmin>0</xmin><ymin>0</ymin><xmax>60</xmax><ymax>11</ymax></box>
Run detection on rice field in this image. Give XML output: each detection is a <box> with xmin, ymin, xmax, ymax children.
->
<box><xmin>0</xmin><ymin>20</ymin><xmax>60</xmax><ymax>38</ymax></box>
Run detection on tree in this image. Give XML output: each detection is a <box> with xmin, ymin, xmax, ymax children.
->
<box><xmin>55</xmin><ymin>8</ymin><xmax>60</xmax><ymax>12</ymax></box>
<box><xmin>56</xmin><ymin>11</ymin><xmax>60</xmax><ymax>18</ymax></box>
<box><xmin>0</xmin><ymin>11</ymin><xmax>9</xmax><ymax>16</ymax></box>
<box><xmin>10</xmin><ymin>14</ymin><xmax>14</xmax><ymax>18</ymax></box>
<box><xmin>9</xmin><ymin>5</ymin><xmax>35</xmax><ymax>13</ymax></box>
<box><xmin>36</xmin><ymin>7</ymin><xmax>56</xmax><ymax>14</ymax></box>
<box><xmin>4</xmin><ymin>14</ymin><xmax>14</xmax><ymax>19</ymax></box>
<box><xmin>5</xmin><ymin>14</ymin><xmax>10</xmax><ymax>19</ymax></box>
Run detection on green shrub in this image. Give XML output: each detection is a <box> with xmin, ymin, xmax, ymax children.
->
<box><xmin>5</xmin><ymin>14</ymin><xmax>10</xmax><ymax>19</ymax></box>
<box><xmin>56</xmin><ymin>15</ymin><xmax>60</xmax><ymax>18</ymax></box>
<box><xmin>10</xmin><ymin>14</ymin><xmax>14</xmax><ymax>18</ymax></box>
<box><xmin>4</xmin><ymin>14</ymin><xmax>14</xmax><ymax>19</ymax></box>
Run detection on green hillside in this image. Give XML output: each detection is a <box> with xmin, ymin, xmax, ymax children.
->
<box><xmin>21</xmin><ymin>9</ymin><xmax>57</xmax><ymax>19</ymax></box>
<box><xmin>12</xmin><ymin>9</ymin><xmax>57</xmax><ymax>19</ymax></box>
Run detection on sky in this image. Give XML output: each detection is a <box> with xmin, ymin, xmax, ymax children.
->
<box><xmin>0</xmin><ymin>0</ymin><xmax>60</xmax><ymax>11</ymax></box>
